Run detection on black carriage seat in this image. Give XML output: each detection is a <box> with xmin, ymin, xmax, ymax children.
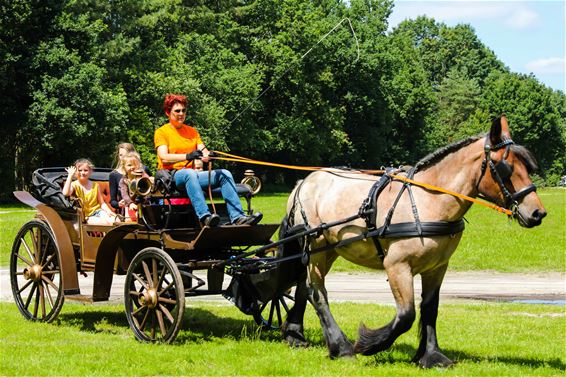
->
<box><xmin>32</xmin><ymin>167</ymin><xmax>116</xmax><ymax>214</ymax></box>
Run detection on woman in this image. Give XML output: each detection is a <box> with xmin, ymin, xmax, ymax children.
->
<box><xmin>154</xmin><ymin>93</ymin><xmax>262</xmax><ymax>227</ymax></box>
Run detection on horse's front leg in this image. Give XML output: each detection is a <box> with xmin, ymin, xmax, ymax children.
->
<box><xmin>412</xmin><ymin>265</ymin><xmax>454</xmax><ymax>368</ymax></box>
<box><xmin>307</xmin><ymin>254</ymin><xmax>355</xmax><ymax>359</ymax></box>
<box><xmin>354</xmin><ymin>262</ymin><xmax>416</xmax><ymax>355</ymax></box>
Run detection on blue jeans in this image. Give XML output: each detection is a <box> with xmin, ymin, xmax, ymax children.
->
<box><xmin>174</xmin><ymin>168</ymin><xmax>244</xmax><ymax>222</ymax></box>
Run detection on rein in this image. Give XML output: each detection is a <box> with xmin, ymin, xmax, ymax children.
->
<box><xmin>210</xmin><ymin>150</ymin><xmax>513</xmax><ymax>216</ymax></box>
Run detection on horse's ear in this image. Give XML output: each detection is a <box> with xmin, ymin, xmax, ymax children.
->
<box><xmin>490</xmin><ymin>113</ymin><xmax>511</xmax><ymax>145</ymax></box>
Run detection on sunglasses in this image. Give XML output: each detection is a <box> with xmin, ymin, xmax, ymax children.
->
<box><xmin>173</xmin><ymin>108</ymin><xmax>186</xmax><ymax>114</ymax></box>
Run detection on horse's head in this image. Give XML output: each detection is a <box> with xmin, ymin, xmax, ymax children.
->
<box><xmin>477</xmin><ymin>115</ymin><xmax>546</xmax><ymax>228</ymax></box>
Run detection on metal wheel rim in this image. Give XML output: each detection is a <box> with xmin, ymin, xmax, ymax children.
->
<box><xmin>124</xmin><ymin>247</ymin><xmax>185</xmax><ymax>343</ymax></box>
<box><xmin>10</xmin><ymin>220</ymin><xmax>64</xmax><ymax>322</ymax></box>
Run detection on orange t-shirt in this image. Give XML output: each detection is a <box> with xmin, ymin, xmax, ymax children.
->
<box><xmin>154</xmin><ymin>123</ymin><xmax>204</xmax><ymax>170</ymax></box>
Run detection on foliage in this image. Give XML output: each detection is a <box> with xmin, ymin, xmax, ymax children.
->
<box><xmin>1</xmin><ymin>0</ymin><xmax>565</xmax><ymax>201</ymax></box>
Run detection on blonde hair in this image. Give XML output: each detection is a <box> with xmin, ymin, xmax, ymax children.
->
<box><xmin>121</xmin><ymin>152</ymin><xmax>143</xmax><ymax>177</ymax></box>
<box><xmin>74</xmin><ymin>158</ymin><xmax>95</xmax><ymax>170</ymax></box>
<box><xmin>113</xmin><ymin>142</ymin><xmax>137</xmax><ymax>173</ymax></box>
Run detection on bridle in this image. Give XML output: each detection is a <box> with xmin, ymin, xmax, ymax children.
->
<box><xmin>477</xmin><ymin>136</ymin><xmax>537</xmax><ymax>215</ymax></box>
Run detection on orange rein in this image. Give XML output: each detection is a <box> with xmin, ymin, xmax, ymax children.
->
<box><xmin>210</xmin><ymin>150</ymin><xmax>512</xmax><ymax>216</ymax></box>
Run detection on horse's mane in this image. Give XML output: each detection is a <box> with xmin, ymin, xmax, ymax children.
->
<box><xmin>413</xmin><ymin>134</ymin><xmax>539</xmax><ymax>173</ymax></box>
<box><xmin>414</xmin><ymin>134</ymin><xmax>484</xmax><ymax>171</ymax></box>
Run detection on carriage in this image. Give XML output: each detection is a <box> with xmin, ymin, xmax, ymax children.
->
<box><xmin>10</xmin><ymin>167</ymin><xmax>304</xmax><ymax>343</ymax></box>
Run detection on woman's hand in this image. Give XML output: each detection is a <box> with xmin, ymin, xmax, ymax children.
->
<box><xmin>129</xmin><ymin>203</ymin><xmax>138</xmax><ymax>211</ymax></box>
<box><xmin>118</xmin><ymin>199</ymin><xmax>126</xmax><ymax>208</ymax></box>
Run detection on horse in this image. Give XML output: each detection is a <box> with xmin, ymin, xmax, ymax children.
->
<box><xmin>278</xmin><ymin>115</ymin><xmax>546</xmax><ymax>368</ymax></box>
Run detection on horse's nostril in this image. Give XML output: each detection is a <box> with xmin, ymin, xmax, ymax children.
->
<box><xmin>532</xmin><ymin>209</ymin><xmax>547</xmax><ymax>221</ymax></box>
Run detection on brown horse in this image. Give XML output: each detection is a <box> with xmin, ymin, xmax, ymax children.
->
<box><xmin>279</xmin><ymin>115</ymin><xmax>546</xmax><ymax>367</ymax></box>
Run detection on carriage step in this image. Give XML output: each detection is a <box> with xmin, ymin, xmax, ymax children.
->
<box><xmin>65</xmin><ymin>294</ymin><xmax>93</xmax><ymax>303</ymax></box>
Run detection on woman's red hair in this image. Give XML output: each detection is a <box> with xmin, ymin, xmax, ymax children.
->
<box><xmin>163</xmin><ymin>94</ymin><xmax>188</xmax><ymax>115</ymax></box>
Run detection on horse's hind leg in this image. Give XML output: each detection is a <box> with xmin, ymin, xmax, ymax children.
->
<box><xmin>282</xmin><ymin>278</ymin><xmax>309</xmax><ymax>347</ymax></box>
<box><xmin>354</xmin><ymin>263</ymin><xmax>416</xmax><ymax>355</ymax></box>
<box><xmin>413</xmin><ymin>265</ymin><xmax>454</xmax><ymax>368</ymax></box>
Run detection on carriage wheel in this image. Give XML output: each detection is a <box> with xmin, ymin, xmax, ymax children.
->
<box><xmin>253</xmin><ymin>290</ymin><xmax>295</xmax><ymax>330</ymax></box>
<box><xmin>124</xmin><ymin>247</ymin><xmax>184</xmax><ymax>343</ymax></box>
<box><xmin>10</xmin><ymin>220</ymin><xmax>64</xmax><ymax>322</ymax></box>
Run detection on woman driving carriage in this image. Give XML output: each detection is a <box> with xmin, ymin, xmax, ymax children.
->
<box><xmin>154</xmin><ymin>94</ymin><xmax>262</xmax><ymax>227</ymax></box>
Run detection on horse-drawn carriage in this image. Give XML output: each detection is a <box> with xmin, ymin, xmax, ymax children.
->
<box><xmin>10</xmin><ymin>115</ymin><xmax>547</xmax><ymax>368</ymax></box>
<box><xmin>10</xmin><ymin>167</ymin><xmax>303</xmax><ymax>342</ymax></box>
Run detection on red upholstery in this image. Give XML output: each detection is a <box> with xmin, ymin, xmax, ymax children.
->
<box><xmin>96</xmin><ymin>181</ymin><xmax>115</xmax><ymax>213</ymax></box>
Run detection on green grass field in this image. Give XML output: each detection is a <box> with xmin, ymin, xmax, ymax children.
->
<box><xmin>1</xmin><ymin>189</ymin><xmax>564</xmax><ymax>271</ymax></box>
<box><xmin>0</xmin><ymin>301</ymin><xmax>564</xmax><ymax>376</ymax></box>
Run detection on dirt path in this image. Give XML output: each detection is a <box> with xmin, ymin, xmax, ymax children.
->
<box><xmin>1</xmin><ymin>269</ymin><xmax>564</xmax><ymax>305</ymax></box>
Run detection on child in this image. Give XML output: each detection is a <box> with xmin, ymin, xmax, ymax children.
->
<box><xmin>62</xmin><ymin>159</ymin><xmax>115</xmax><ymax>225</ymax></box>
<box><xmin>118</xmin><ymin>152</ymin><xmax>152</xmax><ymax>221</ymax></box>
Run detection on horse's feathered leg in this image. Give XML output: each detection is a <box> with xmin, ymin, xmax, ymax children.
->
<box><xmin>354</xmin><ymin>263</ymin><xmax>416</xmax><ymax>355</ymax></box>
<box><xmin>282</xmin><ymin>278</ymin><xmax>309</xmax><ymax>347</ymax></box>
<box><xmin>308</xmin><ymin>253</ymin><xmax>355</xmax><ymax>359</ymax></box>
<box><xmin>413</xmin><ymin>266</ymin><xmax>454</xmax><ymax>368</ymax></box>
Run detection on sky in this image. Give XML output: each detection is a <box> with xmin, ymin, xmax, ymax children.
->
<box><xmin>388</xmin><ymin>0</ymin><xmax>565</xmax><ymax>92</ymax></box>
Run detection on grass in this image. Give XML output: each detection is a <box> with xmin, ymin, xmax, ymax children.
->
<box><xmin>0</xmin><ymin>189</ymin><xmax>564</xmax><ymax>271</ymax></box>
<box><xmin>0</xmin><ymin>301</ymin><xmax>564</xmax><ymax>376</ymax></box>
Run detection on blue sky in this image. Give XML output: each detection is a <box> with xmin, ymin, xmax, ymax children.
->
<box><xmin>388</xmin><ymin>0</ymin><xmax>565</xmax><ymax>92</ymax></box>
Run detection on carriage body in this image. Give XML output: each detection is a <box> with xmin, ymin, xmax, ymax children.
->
<box><xmin>10</xmin><ymin>167</ymin><xmax>303</xmax><ymax>342</ymax></box>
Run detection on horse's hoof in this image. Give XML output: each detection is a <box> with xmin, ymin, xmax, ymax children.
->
<box><xmin>329</xmin><ymin>342</ymin><xmax>355</xmax><ymax>359</ymax></box>
<box><xmin>282</xmin><ymin>322</ymin><xmax>308</xmax><ymax>348</ymax></box>
<box><xmin>415</xmin><ymin>351</ymin><xmax>454</xmax><ymax>368</ymax></box>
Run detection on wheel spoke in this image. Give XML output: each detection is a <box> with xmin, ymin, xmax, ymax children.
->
<box><xmin>20</xmin><ymin>237</ymin><xmax>36</xmax><ymax>265</ymax></box>
<box><xmin>280</xmin><ymin>297</ymin><xmax>290</xmax><ymax>312</ymax></box>
<box><xmin>44</xmin><ymin>282</ymin><xmax>55</xmax><ymax>309</ymax></box>
<box><xmin>275</xmin><ymin>300</ymin><xmax>282</xmax><ymax>325</ymax></box>
<box><xmin>24</xmin><ymin>283</ymin><xmax>37</xmax><ymax>310</ymax></box>
<box><xmin>157</xmin><ymin>266</ymin><xmax>167</xmax><ymax>290</ymax></box>
<box><xmin>133</xmin><ymin>273</ymin><xmax>149</xmax><ymax>290</ymax></box>
<box><xmin>40</xmin><ymin>235</ymin><xmax>51</xmax><ymax>265</ymax></box>
<box><xmin>158</xmin><ymin>279</ymin><xmax>175</xmax><ymax>296</ymax></box>
<box><xmin>158</xmin><ymin>296</ymin><xmax>177</xmax><ymax>305</ymax></box>
<box><xmin>41</xmin><ymin>253</ymin><xmax>55</xmax><ymax>269</ymax></box>
<box><xmin>268</xmin><ymin>301</ymin><xmax>276</xmax><ymax>326</ymax></box>
<box><xmin>158</xmin><ymin>303</ymin><xmax>175</xmax><ymax>324</ymax></box>
<box><xmin>156</xmin><ymin>309</ymin><xmax>167</xmax><ymax>337</ymax></box>
<box><xmin>33</xmin><ymin>284</ymin><xmax>40</xmax><ymax>318</ymax></box>
<box><xmin>142</xmin><ymin>261</ymin><xmax>152</xmax><ymax>288</ymax></box>
<box><xmin>32</xmin><ymin>227</ymin><xmax>41</xmax><ymax>264</ymax></box>
<box><xmin>150</xmin><ymin>312</ymin><xmax>156</xmax><ymax>340</ymax></box>
<box><xmin>18</xmin><ymin>279</ymin><xmax>33</xmax><ymax>294</ymax></box>
<box><xmin>152</xmin><ymin>258</ymin><xmax>158</xmax><ymax>288</ymax></box>
<box><xmin>139</xmin><ymin>307</ymin><xmax>150</xmax><ymax>331</ymax></box>
<box><xmin>38</xmin><ymin>283</ymin><xmax>46</xmax><ymax>319</ymax></box>
<box><xmin>41</xmin><ymin>274</ymin><xmax>60</xmax><ymax>291</ymax></box>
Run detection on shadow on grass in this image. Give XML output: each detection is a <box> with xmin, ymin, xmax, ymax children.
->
<box><xmin>56</xmin><ymin>306</ymin><xmax>284</xmax><ymax>343</ymax></box>
<box><xmin>363</xmin><ymin>342</ymin><xmax>565</xmax><ymax>372</ymax></box>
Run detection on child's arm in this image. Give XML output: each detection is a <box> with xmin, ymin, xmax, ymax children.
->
<box><xmin>62</xmin><ymin>166</ymin><xmax>76</xmax><ymax>197</ymax></box>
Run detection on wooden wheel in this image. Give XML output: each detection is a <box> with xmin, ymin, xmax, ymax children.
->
<box><xmin>10</xmin><ymin>220</ymin><xmax>64</xmax><ymax>322</ymax></box>
<box><xmin>253</xmin><ymin>290</ymin><xmax>294</xmax><ymax>330</ymax></box>
<box><xmin>124</xmin><ymin>247</ymin><xmax>184</xmax><ymax>343</ymax></box>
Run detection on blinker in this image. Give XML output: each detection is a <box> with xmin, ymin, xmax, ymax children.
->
<box><xmin>494</xmin><ymin>160</ymin><xmax>513</xmax><ymax>181</ymax></box>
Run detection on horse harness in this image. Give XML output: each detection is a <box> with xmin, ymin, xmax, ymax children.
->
<box><xmin>287</xmin><ymin>167</ymin><xmax>464</xmax><ymax>264</ymax></box>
